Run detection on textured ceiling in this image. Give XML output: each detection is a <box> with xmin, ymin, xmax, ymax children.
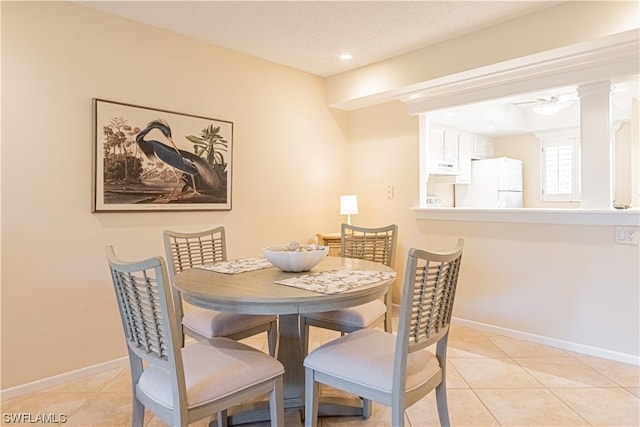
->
<box><xmin>75</xmin><ymin>1</ymin><xmax>637</xmax><ymax>136</ymax></box>
<box><xmin>76</xmin><ymin>1</ymin><xmax>559</xmax><ymax>77</ymax></box>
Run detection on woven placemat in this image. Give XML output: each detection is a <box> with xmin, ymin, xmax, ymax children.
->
<box><xmin>274</xmin><ymin>269</ymin><xmax>396</xmax><ymax>294</ymax></box>
<box><xmin>194</xmin><ymin>257</ymin><xmax>273</xmax><ymax>274</ymax></box>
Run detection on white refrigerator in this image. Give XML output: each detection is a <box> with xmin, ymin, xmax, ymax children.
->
<box><xmin>455</xmin><ymin>157</ymin><xmax>523</xmax><ymax>208</ymax></box>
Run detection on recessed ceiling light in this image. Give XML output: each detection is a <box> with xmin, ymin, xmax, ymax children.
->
<box><xmin>340</xmin><ymin>53</ymin><xmax>353</xmax><ymax>60</ymax></box>
<box><xmin>532</xmin><ymin>103</ymin><xmax>566</xmax><ymax>115</ymax></box>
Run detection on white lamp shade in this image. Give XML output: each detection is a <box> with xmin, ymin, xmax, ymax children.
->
<box><xmin>340</xmin><ymin>195</ymin><xmax>359</xmax><ymax>215</ymax></box>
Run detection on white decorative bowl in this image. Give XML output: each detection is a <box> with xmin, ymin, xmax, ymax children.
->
<box><xmin>263</xmin><ymin>245</ymin><xmax>329</xmax><ymax>272</ymax></box>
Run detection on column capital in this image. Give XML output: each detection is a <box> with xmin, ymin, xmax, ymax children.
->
<box><xmin>577</xmin><ymin>81</ymin><xmax>612</xmax><ymax>97</ymax></box>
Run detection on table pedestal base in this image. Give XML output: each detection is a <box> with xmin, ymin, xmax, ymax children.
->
<box><xmin>224</xmin><ymin>402</ymin><xmax>303</xmax><ymax>426</ymax></box>
<box><xmin>218</xmin><ymin>397</ymin><xmax>365</xmax><ymax>426</ymax></box>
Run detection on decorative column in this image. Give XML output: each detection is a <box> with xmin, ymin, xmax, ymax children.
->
<box><xmin>578</xmin><ymin>81</ymin><xmax>613</xmax><ymax>209</ymax></box>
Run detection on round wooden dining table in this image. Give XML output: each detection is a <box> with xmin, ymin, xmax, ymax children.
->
<box><xmin>174</xmin><ymin>255</ymin><xmax>395</xmax><ymax>426</ymax></box>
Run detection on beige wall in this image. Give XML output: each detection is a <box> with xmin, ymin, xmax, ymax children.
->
<box><xmin>1</xmin><ymin>2</ymin><xmax>348</xmax><ymax>389</ymax></box>
<box><xmin>345</xmin><ymin>102</ymin><xmax>421</xmax><ymax>290</ymax></box>
<box><xmin>2</xmin><ymin>1</ymin><xmax>639</xmax><ymax>392</ymax></box>
<box><xmin>347</xmin><ymin>101</ymin><xmax>639</xmax><ymax>363</ymax></box>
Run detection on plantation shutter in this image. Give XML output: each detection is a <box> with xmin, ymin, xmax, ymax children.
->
<box><xmin>541</xmin><ymin>136</ymin><xmax>580</xmax><ymax>201</ymax></box>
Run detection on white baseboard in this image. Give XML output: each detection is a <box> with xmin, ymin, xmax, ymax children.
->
<box><xmin>1</xmin><ymin>357</ymin><xmax>129</xmax><ymax>401</ymax></box>
<box><xmin>1</xmin><ymin>337</ymin><xmax>201</xmax><ymax>401</ymax></box>
<box><xmin>452</xmin><ymin>316</ymin><xmax>640</xmax><ymax>366</ymax></box>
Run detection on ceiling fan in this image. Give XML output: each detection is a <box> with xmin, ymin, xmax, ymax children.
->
<box><xmin>512</xmin><ymin>95</ymin><xmax>561</xmax><ymax>106</ymax></box>
<box><xmin>512</xmin><ymin>93</ymin><xmax>577</xmax><ymax>115</ymax></box>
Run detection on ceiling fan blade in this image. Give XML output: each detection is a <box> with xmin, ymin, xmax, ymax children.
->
<box><xmin>513</xmin><ymin>95</ymin><xmax>561</xmax><ymax>106</ymax></box>
<box><xmin>512</xmin><ymin>100</ymin><xmax>539</xmax><ymax>105</ymax></box>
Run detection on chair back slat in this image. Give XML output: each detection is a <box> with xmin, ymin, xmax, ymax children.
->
<box><xmin>165</xmin><ymin>227</ymin><xmax>227</xmax><ymax>273</ymax></box>
<box><xmin>398</xmin><ymin>239</ymin><xmax>464</xmax><ymax>358</ymax></box>
<box><xmin>408</xmin><ymin>253</ymin><xmax>462</xmax><ymax>349</ymax></box>
<box><xmin>106</xmin><ymin>247</ymin><xmax>179</xmax><ymax>366</ymax></box>
<box><xmin>341</xmin><ymin>224</ymin><xmax>397</xmax><ymax>267</ymax></box>
<box><xmin>163</xmin><ymin>227</ymin><xmax>228</xmax><ymax>334</ymax></box>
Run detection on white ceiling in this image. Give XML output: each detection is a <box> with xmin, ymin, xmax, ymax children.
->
<box><xmin>427</xmin><ymin>76</ymin><xmax>639</xmax><ymax>137</ymax></box>
<box><xmin>76</xmin><ymin>0</ymin><xmax>560</xmax><ymax>77</ymax></box>
<box><xmin>77</xmin><ymin>1</ymin><xmax>638</xmax><ymax>137</ymax></box>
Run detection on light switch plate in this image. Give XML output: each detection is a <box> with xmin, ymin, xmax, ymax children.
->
<box><xmin>616</xmin><ymin>226</ymin><xmax>639</xmax><ymax>245</ymax></box>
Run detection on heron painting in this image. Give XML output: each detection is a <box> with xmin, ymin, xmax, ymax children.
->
<box><xmin>93</xmin><ymin>99</ymin><xmax>232</xmax><ymax>212</ymax></box>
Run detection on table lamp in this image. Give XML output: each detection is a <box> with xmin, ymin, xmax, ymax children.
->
<box><xmin>340</xmin><ymin>195</ymin><xmax>358</xmax><ymax>225</ymax></box>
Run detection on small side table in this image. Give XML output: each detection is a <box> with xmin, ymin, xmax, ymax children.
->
<box><xmin>316</xmin><ymin>232</ymin><xmax>341</xmax><ymax>256</ymax></box>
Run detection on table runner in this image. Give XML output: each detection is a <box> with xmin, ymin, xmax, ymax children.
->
<box><xmin>194</xmin><ymin>257</ymin><xmax>273</xmax><ymax>274</ymax></box>
<box><xmin>274</xmin><ymin>269</ymin><xmax>396</xmax><ymax>295</ymax></box>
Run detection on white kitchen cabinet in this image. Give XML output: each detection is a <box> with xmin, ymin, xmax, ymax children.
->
<box><xmin>472</xmin><ymin>137</ymin><xmax>494</xmax><ymax>159</ymax></box>
<box><xmin>456</xmin><ymin>134</ymin><xmax>473</xmax><ymax>183</ymax></box>
<box><xmin>423</xmin><ymin>117</ymin><xmax>494</xmax><ymax>185</ymax></box>
<box><xmin>428</xmin><ymin>126</ymin><xmax>459</xmax><ymax>175</ymax></box>
<box><xmin>428</xmin><ymin>127</ymin><xmax>445</xmax><ymax>162</ymax></box>
<box><xmin>432</xmin><ymin>133</ymin><xmax>472</xmax><ymax>184</ymax></box>
<box><xmin>443</xmin><ymin>130</ymin><xmax>459</xmax><ymax>163</ymax></box>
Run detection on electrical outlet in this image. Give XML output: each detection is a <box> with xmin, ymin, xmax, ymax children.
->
<box><xmin>386</xmin><ymin>185</ymin><xmax>394</xmax><ymax>199</ymax></box>
<box><xmin>615</xmin><ymin>226</ymin><xmax>639</xmax><ymax>245</ymax></box>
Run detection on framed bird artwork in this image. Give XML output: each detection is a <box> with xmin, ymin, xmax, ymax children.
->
<box><xmin>92</xmin><ymin>98</ymin><xmax>232</xmax><ymax>212</ymax></box>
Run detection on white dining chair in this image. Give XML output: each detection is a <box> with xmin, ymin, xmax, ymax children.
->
<box><xmin>105</xmin><ymin>246</ymin><xmax>285</xmax><ymax>427</ymax></box>
<box><xmin>299</xmin><ymin>223</ymin><xmax>397</xmax><ymax>356</ymax></box>
<box><xmin>304</xmin><ymin>239</ymin><xmax>464</xmax><ymax>427</ymax></box>
<box><xmin>163</xmin><ymin>227</ymin><xmax>278</xmax><ymax>355</ymax></box>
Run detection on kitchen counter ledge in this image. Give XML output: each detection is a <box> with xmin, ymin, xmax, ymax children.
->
<box><xmin>414</xmin><ymin>207</ymin><xmax>640</xmax><ymax>226</ymax></box>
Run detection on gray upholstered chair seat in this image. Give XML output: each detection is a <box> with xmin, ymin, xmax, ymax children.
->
<box><xmin>301</xmin><ymin>300</ymin><xmax>386</xmax><ymax>329</ymax></box>
<box><xmin>304</xmin><ymin>239</ymin><xmax>464</xmax><ymax>427</ymax></box>
<box><xmin>183</xmin><ymin>306</ymin><xmax>276</xmax><ymax>338</ymax></box>
<box><xmin>304</xmin><ymin>328</ymin><xmax>439</xmax><ymax>393</ymax></box>
<box><xmin>139</xmin><ymin>337</ymin><xmax>284</xmax><ymax>409</ymax></box>
<box><xmin>164</xmin><ymin>227</ymin><xmax>278</xmax><ymax>355</ymax></box>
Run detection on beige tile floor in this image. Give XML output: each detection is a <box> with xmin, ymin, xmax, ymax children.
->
<box><xmin>2</xmin><ymin>320</ymin><xmax>639</xmax><ymax>427</ymax></box>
